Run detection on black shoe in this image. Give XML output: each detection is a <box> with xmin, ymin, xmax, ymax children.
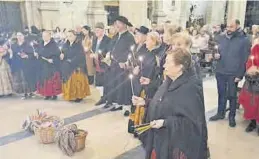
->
<box><xmin>124</xmin><ymin>110</ymin><xmax>130</xmax><ymax>117</ymax></box>
<box><xmin>28</xmin><ymin>93</ymin><xmax>34</xmax><ymax>98</ymax></box>
<box><xmin>245</xmin><ymin>120</ymin><xmax>256</xmax><ymax>132</ymax></box>
<box><xmin>209</xmin><ymin>113</ymin><xmax>225</xmax><ymax>121</ymax></box>
<box><xmin>52</xmin><ymin>96</ymin><xmax>58</xmax><ymax>100</ymax></box>
<box><xmin>44</xmin><ymin>96</ymin><xmax>51</xmax><ymax>100</ymax></box>
<box><xmin>75</xmin><ymin>98</ymin><xmax>83</xmax><ymax>103</ymax></box>
<box><xmin>110</xmin><ymin>106</ymin><xmax>122</xmax><ymax>111</ymax></box>
<box><xmin>229</xmin><ymin>118</ymin><xmax>236</xmax><ymax>128</ymax></box>
<box><xmin>95</xmin><ymin>98</ymin><xmax>106</xmax><ymax>106</ymax></box>
<box><xmin>103</xmin><ymin>103</ymin><xmax>112</xmax><ymax>109</ymax></box>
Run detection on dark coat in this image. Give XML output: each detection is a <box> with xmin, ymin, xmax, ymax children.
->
<box><xmin>37</xmin><ymin>39</ymin><xmax>61</xmax><ymax>85</ymax></box>
<box><xmin>11</xmin><ymin>41</ymin><xmax>37</xmax><ymax>91</ymax></box>
<box><xmin>92</xmin><ymin>35</ymin><xmax>111</xmax><ymax>86</ymax></box>
<box><xmin>216</xmin><ymin>30</ymin><xmax>251</xmax><ymax>79</ymax></box>
<box><xmin>61</xmin><ymin>40</ymin><xmax>87</xmax><ymax>82</ymax></box>
<box><xmin>142</xmin><ymin>70</ymin><xmax>208</xmax><ymax>159</ymax></box>
<box><xmin>106</xmin><ymin>31</ymin><xmax>135</xmax><ymax>105</ymax></box>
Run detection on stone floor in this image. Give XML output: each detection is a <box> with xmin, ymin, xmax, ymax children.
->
<box><xmin>0</xmin><ymin>78</ymin><xmax>258</xmax><ymax>159</ymax></box>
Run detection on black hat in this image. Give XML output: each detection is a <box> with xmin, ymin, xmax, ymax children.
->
<box><xmin>136</xmin><ymin>26</ymin><xmax>149</xmax><ymax>35</ymax></box>
<box><xmin>83</xmin><ymin>25</ymin><xmax>91</xmax><ymax>31</ymax></box>
<box><xmin>115</xmin><ymin>16</ymin><xmax>131</xmax><ymax>26</ymax></box>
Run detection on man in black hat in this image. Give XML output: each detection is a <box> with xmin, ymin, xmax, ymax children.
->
<box><xmin>105</xmin><ymin>16</ymin><xmax>135</xmax><ymax>114</ymax></box>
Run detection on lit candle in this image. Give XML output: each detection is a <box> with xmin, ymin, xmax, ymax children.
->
<box><xmin>59</xmin><ymin>46</ymin><xmax>62</xmax><ymax>52</ymax></box>
<box><xmin>138</xmin><ymin>56</ymin><xmax>143</xmax><ymax>75</ymax></box>
<box><xmin>30</xmin><ymin>42</ymin><xmax>35</xmax><ymax>53</ymax></box>
<box><xmin>129</xmin><ymin>74</ymin><xmax>134</xmax><ymax>96</ymax></box>
<box><xmin>251</xmin><ymin>55</ymin><xmax>255</xmax><ymax>66</ymax></box>
<box><xmin>8</xmin><ymin>39</ymin><xmax>12</xmax><ymax>50</ymax></box>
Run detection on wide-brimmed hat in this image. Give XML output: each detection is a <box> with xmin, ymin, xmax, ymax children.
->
<box><xmin>136</xmin><ymin>26</ymin><xmax>149</xmax><ymax>35</ymax></box>
<box><xmin>115</xmin><ymin>16</ymin><xmax>131</xmax><ymax>26</ymax></box>
<box><xmin>95</xmin><ymin>22</ymin><xmax>105</xmax><ymax>29</ymax></box>
<box><xmin>82</xmin><ymin>25</ymin><xmax>91</xmax><ymax>31</ymax></box>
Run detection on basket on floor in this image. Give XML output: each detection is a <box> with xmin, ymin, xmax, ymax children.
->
<box><xmin>75</xmin><ymin>130</ymin><xmax>88</xmax><ymax>152</ymax></box>
<box><xmin>34</xmin><ymin>116</ymin><xmax>64</xmax><ymax>144</ymax></box>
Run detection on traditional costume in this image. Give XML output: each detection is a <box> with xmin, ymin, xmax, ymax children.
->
<box><xmin>11</xmin><ymin>40</ymin><xmax>37</xmax><ymax>97</ymax></box>
<box><xmin>36</xmin><ymin>39</ymin><xmax>62</xmax><ymax>99</ymax></box>
<box><xmin>61</xmin><ymin>40</ymin><xmax>90</xmax><ymax>102</ymax></box>
<box><xmin>239</xmin><ymin>44</ymin><xmax>259</xmax><ymax>133</ymax></box>
<box><xmin>0</xmin><ymin>40</ymin><xmax>13</xmax><ymax>96</ymax></box>
<box><xmin>106</xmin><ymin>16</ymin><xmax>135</xmax><ymax>110</ymax></box>
<box><xmin>82</xmin><ymin>25</ymin><xmax>95</xmax><ymax>85</ymax></box>
<box><xmin>141</xmin><ymin>70</ymin><xmax>208</xmax><ymax>159</ymax></box>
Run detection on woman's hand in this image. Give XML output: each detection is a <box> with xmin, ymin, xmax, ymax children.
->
<box><xmin>132</xmin><ymin>96</ymin><xmax>145</xmax><ymax>106</ymax></box>
<box><xmin>247</xmin><ymin>66</ymin><xmax>258</xmax><ymax>76</ymax></box>
<box><xmin>151</xmin><ymin>119</ymin><xmax>165</xmax><ymax>129</ymax></box>
<box><xmin>48</xmin><ymin>59</ymin><xmax>53</xmax><ymax>64</ymax></box>
<box><xmin>140</xmin><ymin>77</ymin><xmax>151</xmax><ymax>85</ymax></box>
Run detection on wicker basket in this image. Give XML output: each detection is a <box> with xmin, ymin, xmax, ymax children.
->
<box><xmin>34</xmin><ymin>116</ymin><xmax>64</xmax><ymax>144</ymax></box>
<box><xmin>35</xmin><ymin>127</ymin><xmax>56</xmax><ymax>144</ymax></box>
<box><xmin>75</xmin><ymin>130</ymin><xmax>88</xmax><ymax>152</ymax></box>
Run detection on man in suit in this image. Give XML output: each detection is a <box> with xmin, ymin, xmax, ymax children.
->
<box><xmin>91</xmin><ymin>22</ymin><xmax>111</xmax><ymax>106</ymax></box>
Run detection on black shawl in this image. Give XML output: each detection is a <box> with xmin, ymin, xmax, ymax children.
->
<box><xmin>61</xmin><ymin>40</ymin><xmax>87</xmax><ymax>82</ymax></box>
<box><xmin>142</xmin><ymin>69</ymin><xmax>208</xmax><ymax>159</ymax></box>
<box><xmin>37</xmin><ymin>39</ymin><xmax>61</xmax><ymax>85</ymax></box>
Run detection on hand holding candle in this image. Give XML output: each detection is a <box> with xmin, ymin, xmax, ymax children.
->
<box><xmin>129</xmin><ymin>74</ymin><xmax>135</xmax><ymax>96</ymax></box>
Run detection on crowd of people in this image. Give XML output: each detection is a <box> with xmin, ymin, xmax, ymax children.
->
<box><xmin>1</xmin><ymin>15</ymin><xmax>259</xmax><ymax>159</ymax></box>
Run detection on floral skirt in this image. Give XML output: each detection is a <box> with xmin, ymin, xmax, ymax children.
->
<box><xmin>62</xmin><ymin>71</ymin><xmax>91</xmax><ymax>101</ymax></box>
<box><xmin>0</xmin><ymin>60</ymin><xmax>13</xmax><ymax>95</ymax></box>
<box><xmin>37</xmin><ymin>72</ymin><xmax>62</xmax><ymax>96</ymax></box>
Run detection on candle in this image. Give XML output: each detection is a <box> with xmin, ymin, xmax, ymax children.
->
<box><xmin>129</xmin><ymin>74</ymin><xmax>134</xmax><ymax>96</ymax></box>
<box><xmin>251</xmin><ymin>55</ymin><xmax>255</xmax><ymax>66</ymax></box>
<box><xmin>30</xmin><ymin>42</ymin><xmax>35</xmax><ymax>53</ymax></box>
<box><xmin>59</xmin><ymin>46</ymin><xmax>62</xmax><ymax>52</ymax></box>
<box><xmin>8</xmin><ymin>39</ymin><xmax>12</xmax><ymax>50</ymax></box>
<box><xmin>138</xmin><ymin>56</ymin><xmax>143</xmax><ymax>75</ymax></box>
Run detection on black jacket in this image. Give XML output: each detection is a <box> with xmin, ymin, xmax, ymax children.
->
<box><xmin>92</xmin><ymin>35</ymin><xmax>111</xmax><ymax>56</ymax></box>
<box><xmin>142</xmin><ymin>70</ymin><xmax>208</xmax><ymax>159</ymax></box>
<box><xmin>216</xmin><ymin>30</ymin><xmax>251</xmax><ymax>78</ymax></box>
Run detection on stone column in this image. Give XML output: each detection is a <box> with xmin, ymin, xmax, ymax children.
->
<box><xmin>178</xmin><ymin>0</ymin><xmax>189</xmax><ymax>29</ymax></box>
<box><xmin>86</xmin><ymin>1</ymin><xmax>107</xmax><ymax>28</ymax></box>
<box><xmin>207</xmin><ymin>0</ymin><xmax>226</xmax><ymax>25</ymax></box>
<box><xmin>119</xmin><ymin>0</ymin><xmax>149</xmax><ymax>27</ymax></box>
<box><xmin>227</xmin><ymin>0</ymin><xmax>247</xmax><ymax>28</ymax></box>
<box><xmin>152</xmin><ymin>0</ymin><xmax>166</xmax><ymax>23</ymax></box>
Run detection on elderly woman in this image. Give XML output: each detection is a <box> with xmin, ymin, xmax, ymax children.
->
<box><xmin>0</xmin><ymin>40</ymin><xmax>13</xmax><ymax>97</ymax></box>
<box><xmin>239</xmin><ymin>37</ymin><xmax>259</xmax><ymax>134</ymax></box>
<box><xmin>132</xmin><ymin>48</ymin><xmax>208</xmax><ymax>159</ymax></box>
<box><xmin>61</xmin><ymin>30</ymin><xmax>91</xmax><ymax>102</ymax></box>
<box><xmin>171</xmin><ymin>33</ymin><xmax>202</xmax><ymax>80</ymax></box>
<box><xmin>128</xmin><ymin>31</ymin><xmax>159</xmax><ymax>132</ymax></box>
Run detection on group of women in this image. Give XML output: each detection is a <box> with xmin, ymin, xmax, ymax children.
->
<box><xmin>0</xmin><ymin>30</ymin><xmax>90</xmax><ymax>102</ymax></box>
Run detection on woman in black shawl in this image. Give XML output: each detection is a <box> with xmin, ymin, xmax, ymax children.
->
<box><xmin>61</xmin><ymin>30</ymin><xmax>91</xmax><ymax>103</ymax></box>
<box><xmin>132</xmin><ymin>48</ymin><xmax>208</xmax><ymax>159</ymax></box>
<box><xmin>36</xmin><ymin>31</ymin><xmax>62</xmax><ymax>100</ymax></box>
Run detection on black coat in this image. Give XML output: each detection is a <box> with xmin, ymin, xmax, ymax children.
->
<box><xmin>106</xmin><ymin>31</ymin><xmax>135</xmax><ymax>105</ymax></box>
<box><xmin>37</xmin><ymin>39</ymin><xmax>61</xmax><ymax>85</ymax></box>
<box><xmin>142</xmin><ymin>70</ymin><xmax>208</xmax><ymax>159</ymax></box>
<box><xmin>61</xmin><ymin>40</ymin><xmax>87</xmax><ymax>82</ymax></box>
<box><xmin>92</xmin><ymin>35</ymin><xmax>111</xmax><ymax>86</ymax></box>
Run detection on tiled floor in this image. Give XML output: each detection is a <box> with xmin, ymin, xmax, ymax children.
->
<box><xmin>0</xmin><ymin>78</ymin><xmax>258</xmax><ymax>159</ymax></box>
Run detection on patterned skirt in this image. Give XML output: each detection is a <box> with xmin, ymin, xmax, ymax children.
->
<box><xmin>62</xmin><ymin>71</ymin><xmax>91</xmax><ymax>101</ymax></box>
<box><xmin>37</xmin><ymin>72</ymin><xmax>62</xmax><ymax>96</ymax></box>
<box><xmin>0</xmin><ymin>60</ymin><xmax>13</xmax><ymax>95</ymax></box>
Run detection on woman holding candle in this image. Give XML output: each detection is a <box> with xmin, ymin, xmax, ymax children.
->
<box><xmin>0</xmin><ymin>39</ymin><xmax>13</xmax><ymax>97</ymax></box>
<box><xmin>11</xmin><ymin>32</ymin><xmax>37</xmax><ymax>99</ymax></box>
<box><xmin>239</xmin><ymin>37</ymin><xmax>259</xmax><ymax>134</ymax></box>
<box><xmin>132</xmin><ymin>48</ymin><xmax>208</xmax><ymax>159</ymax></box>
<box><xmin>61</xmin><ymin>30</ymin><xmax>91</xmax><ymax>103</ymax></box>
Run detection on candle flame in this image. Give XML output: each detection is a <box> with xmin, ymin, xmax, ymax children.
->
<box><xmin>98</xmin><ymin>50</ymin><xmax>102</xmax><ymax>54</ymax></box>
<box><xmin>130</xmin><ymin>45</ymin><xmax>135</xmax><ymax>51</ymax></box>
<box><xmin>129</xmin><ymin>74</ymin><xmax>134</xmax><ymax>79</ymax></box>
<box><xmin>214</xmin><ymin>45</ymin><xmax>218</xmax><ymax>49</ymax></box>
<box><xmin>59</xmin><ymin>46</ymin><xmax>62</xmax><ymax>50</ymax></box>
<box><xmin>138</xmin><ymin>56</ymin><xmax>143</xmax><ymax>62</ymax></box>
<box><xmin>128</xmin><ymin>54</ymin><xmax>132</xmax><ymax>60</ymax></box>
<box><xmin>30</xmin><ymin>42</ymin><xmax>34</xmax><ymax>46</ymax></box>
